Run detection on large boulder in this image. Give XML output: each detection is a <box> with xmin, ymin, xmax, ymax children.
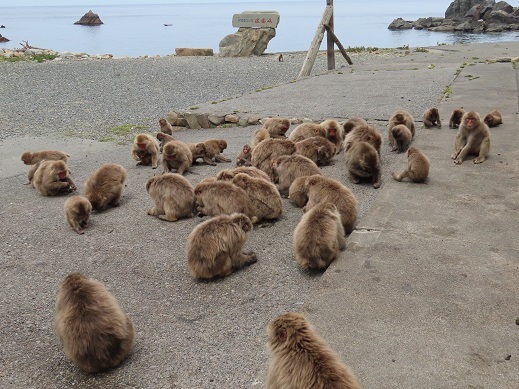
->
<box><xmin>388</xmin><ymin>18</ymin><xmax>413</xmax><ymax>30</ymax></box>
<box><xmin>445</xmin><ymin>0</ymin><xmax>494</xmax><ymax>20</ymax></box>
<box><xmin>0</xmin><ymin>34</ymin><xmax>9</xmax><ymax>42</ymax></box>
<box><xmin>74</xmin><ymin>10</ymin><xmax>103</xmax><ymax>26</ymax></box>
<box><xmin>493</xmin><ymin>1</ymin><xmax>514</xmax><ymax>13</ymax></box>
<box><xmin>218</xmin><ymin>27</ymin><xmax>275</xmax><ymax>57</ymax></box>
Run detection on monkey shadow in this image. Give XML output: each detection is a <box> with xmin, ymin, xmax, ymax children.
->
<box><xmin>298</xmin><ymin>266</ymin><xmax>326</xmax><ymax>279</ymax></box>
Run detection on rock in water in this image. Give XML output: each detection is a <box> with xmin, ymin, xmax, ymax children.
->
<box><xmin>74</xmin><ymin>10</ymin><xmax>103</xmax><ymax>26</ymax></box>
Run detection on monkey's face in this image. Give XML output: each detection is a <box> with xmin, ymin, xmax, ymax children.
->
<box><xmin>395</xmin><ymin>114</ymin><xmax>404</xmax><ymax>123</ymax></box>
<box><xmin>159</xmin><ymin>119</ymin><xmax>166</xmax><ymax>126</ymax></box>
<box><xmin>157</xmin><ymin>133</ymin><xmax>164</xmax><ymax>141</ymax></box>
<box><xmin>465</xmin><ymin>116</ymin><xmax>478</xmax><ymax>130</ymax></box>
<box><xmin>243</xmin><ymin>146</ymin><xmax>251</xmax><ymax>154</ymax></box>
<box><xmin>137</xmin><ymin>143</ymin><xmax>147</xmax><ymax>151</ymax></box>
<box><xmin>58</xmin><ymin>170</ymin><xmax>68</xmax><ymax>180</ymax></box>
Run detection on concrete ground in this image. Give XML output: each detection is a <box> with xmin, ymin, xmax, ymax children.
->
<box><xmin>0</xmin><ymin>42</ymin><xmax>518</xmax><ymax>388</ymax></box>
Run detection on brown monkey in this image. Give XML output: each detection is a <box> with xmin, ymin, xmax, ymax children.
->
<box><xmin>388</xmin><ymin>124</ymin><xmax>413</xmax><ymax>153</ymax></box>
<box><xmin>188</xmin><ymin>142</ymin><xmax>216</xmax><ymax>166</ymax></box>
<box><xmin>342</xmin><ymin>117</ymin><xmax>368</xmax><ymax>135</ymax></box>
<box><xmin>194</xmin><ymin>180</ymin><xmax>257</xmax><ymax>222</ymax></box>
<box><xmin>321</xmin><ymin>119</ymin><xmax>344</xmax><ymax>154</ymax></box>
<box><xmin>232</xmin><ymin>173</ymin><xmax>282</xmax><ymax>221</ymax></box>
<box><xmin>146</xmin><ymin>173</ymin><xmax>194</xmax><ymax>221</ymax></box>
<box><xmin>266</xmin><ymin>312</ymin><xmax>361</xmax><ymax>389</ymax></box>
<box><xmin>251</xmin><ymin>117</ymin><xmax>291</xmax><ymax>147</ymax></box>
<box><xmin>271</xmin><ymin>154</ymin><xmax>321</xmax><ymax>196</ymax></box>
<box><xmin>132</xmin><ymin>133</ymin><xmax>160</xmax><ymax>169</ymax></box>
<box><xmin>162</xmin><ymin>140</ymin><xmax>193</xmax><ymax>174</ymax></box>
<box><xmin>278</xmin><ymin>53</ymin><xmax>283</xmax><ymax>62</ymax></box>
<box><xmin>84</xmin><ymin>163</ymin><xmax>127</xmax><ymax>211</ymax></box>
<box><xmin>156</xmin><ymin>132</ymin><xmax>175</xmax><ymax>152</ymax></box>
<box><xmin>345</xmin><ymin>141</ymin><xmax>381</xmax><ymax>188</ymax></box>
<box><xmin>392</xmin><ymin>147</ymin><xmax>430</xmax><ymax>182</ymax></box>
<box><xmin>295</xmin><ymin>136</ymin><xmax>336</xmax><ymax>165</ymax></box>
<box><xmin>21</xmin><ymin>150</ymin><xmax>69</xmax><ymax>165</ymax></box>
<box><xmin>186</xmin><ymin>213</ymin><xmax>257</xmax><ymax>279</ymax></box>
<box><xmin>251</xmin><ymin>138</ymin><xmax>297</xmax><ymax>174</ymax></box>
<box><xmin>159</xmin><ymin>118</ymin><xmax>173</xmax><ymax>135</ymax></box>
<box><xmin>288</xmin><ymin>122</ymin><xmax>325</xmax><ymax>142</ymax></box>
<box><xmin>483</xmin><ymin>109</ymin><xmax>503</xmax><ymax>127</ymax></box>
<box><xmin>26</xmin><ymin>161</ymin><xmax>41</xmax><ymax>184</ymax></box>
<box><xmin>203</xmin><ymin>139</ymin><xmax>232</xmax><ymax>163</ymax></box>
<box><xmin>293</xmin><ymin>203</ymin><xmax>346</xmax><ymax>270</ymax></box>
<box><xmin>64</xmin><ymin>195</ymin><xmax>92</xmax><ymax>234</ymax></box>
<box><xmin>451</xmin><ymin>111</ymin><xmax>490</xmax><ymax>164</ymax></box>
<box><xmin>423</xmin><ymin>107</ymin><xmax>442</xmax><ymax>128</ymax></box>
<box><xmin>449</xmin><ymin>108</ymin><xmax>465</xmax><ymax>129</ymax></box>
<box><xmin>287</xmin><ymin>176</ymin><xmax>310</xmax><ymax>207</ymax></box>
<box><xmin>388</xmin><ymin>110</ymin><xmax>415</xmax><ymax>138</ymax></box>
<box><xmin>32</xmin><ymin>160</ymin><xmax>76</xmax><ymax>196</ymax></box>
<box><xmin>216</xmin><ymin>166</ymin><xmax>271</xmax><ymax>182</ymax></box>
<box><xmin>54</xmin><ymin>273</ymin><xmax>135</xmax><ymax>373</ymax></box>
<box><xmin>344</xmin><ymin>124</ymin><xmax>383</xmax><ymax>155</ymax></box>
<box><xmin>236</xmin><ymin>144</ymin><xmax>253</xmax><ymax>167</ymax></box>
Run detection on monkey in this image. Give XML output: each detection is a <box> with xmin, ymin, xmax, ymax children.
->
<box><xmin>236</xmin><ymin>144</ymin><xmax>253</xmax><ymax>167</ymax></box>
<box><xmin>251</xmin><ymin>138</ymin><xmax>297</xmax><ymax>175</ymax></box>
<box><xmin>344</xmin><ymin>124</ymin><xmax>383</xmax><ymax>155</ymax></box>
<box><xmin>54</xmin><ymin>273</ymin><xmax>135</xmax><ymax>373</ymax></box>
<box><xmin>449</xmin><ymin>108</ymin><xmax>465</xmax><ymax>129</ymax></box>
<box><xmin>423</xmin><ymin>107</ymin><xmax>442</xmax><ymax>128</ymax></box>
<box><xmin>388</xmin><ymin>110</ymin><xmax>415</xmax><ymax>138</ymax></box>
<box><xmin>345</xmin><ymin>141</ymin><xmax>381</xmax><ymax>189</ymax></box>
<box><xmin>342</xmin><ymin>117</ymin><xmax>368</xmax><ymax>135</ymax></box>
<box><xmin>271</xmin><ymin>154</ymin><xmax>321</xmax><ymax>196</ymax></box>
<box><xmin>146</xmin><ymin>173</ymin><xmax>194</xmax><ymax>221</ymax></box>
<box><xmin>278</xmin><ymin>53</ymin><xmax>283</xmax><ymax>62</ymax></box>
<box><xmin>293</xmin><ymin>203</ymin><xmax>346</xmax><ymax>270</ymax></box>
<box><xmin>232</xmin><ymin>173</ymin><xmax>282</xmax><ymax>222</ymax></box>
<box><xmin>451</xmin><ymin>111</ymin><xmax>490</xmax><ymax>164</ymax></box>
<box><xmin>321</xmin><ymin>119</ymin><xmax>344</xmax><ymax>154</ymax></box>
<box><xmin>186</xmin><ymin>213</ymin><xmax>257</xmax><ymax>279</ymax></box>
<box><xmin>63</xmin><ymin>195</ymin><xmax>92</xmax><ymax>234</ymax></box>
<box><xmin>288</xmin><ymin>122</ymin><xmax>326</xmax><ymax>142</ymax></box>
<box><xmin>251</xmin><ymin>118</ymin><xmax>291</xmax><ymax>148</ymax></box>
<box><xmin>203</xmin><ymin>139</ymin><xmax>232</xmax><ymax>163</ymax></box>
<box><xmin>32</xmin><ymin>160</ymin><xmax>77</xmax><ymax>196</ymax></box>
<box><xmin>294</xmin><ymin>136</ymin><xmax>336</xmax><ymax>166</ymax></box>
<box><xmin>84</xmin><ymin>163</ymin><xmax>127</xmax><ymax>211</ymax></box>
<box><xmin>483</xmin><ymin>109</ymin><xmax>503</xmax><ymax>127</ymax></box>
<box><xmin>21</xmin><ymin>150</ymin><xmax>69</xmax><ymax>165</ymax></box>
<box><xmin>216</xmin><ymin>166</ymin><xmax>271</xmax><ymax>182</ymax></box>
<box><xmin>156</xmin><ymin>132</ymin><xmax>176</xmax><ymax>153</ymax></box>
<box><xmin>287</xmin><ymin>175</ymin><xmax>310</xmax><ymax>208</ymax></box>
<box><xmin>187</xmin><ymin>142</ymin><xmax>216</xmax><ymax>166</ymax></box>
<box><xmin>388</xmin><ymin>124</ymin><xmax>413</xmax><ymax>153</ymax></box>
<box><xmin>392</xmin><ymin>147</ymin><xmax>430</xmax><ymax>183</ymax></box>
<box><xmin>194</xmin><ymin>180</ymin><xmax>257</xmax><ymax>223</ymax></box>
<box><xmin>266</xmin><ymin>312</ymin><xmax>361</xmax><ymax>389</ymax></box>
<box><xmin>26</xmin><ymin>161</ymin><xmax>41</xmax><ymax>184</ymax></box>
<box><xmin>162</xmin><ymin>140</ymin><xmax>193</xmax><ymax>174</ymax></box>
<box><xmin>159</xmin><ymin>118</ymin><xmax>173</xmax><ymax>135</ymax></box>
<box><xmin>132</xmin><ymin>133</ymin><xmax>160</xmax><ymax>169</ymax></box>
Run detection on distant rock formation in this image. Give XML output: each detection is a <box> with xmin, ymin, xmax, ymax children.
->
<box><xmin>175</xmin><ymin>48</ymin><xmax>214</xmax><ymax>56</ymax></box>
<box><xmin>388</xmin><ymin>0</ymin><xmax>519</xmax><ymax>33</ymax></box>
<box><xmin>74</xmin><ymin>10</ymin><xmax>103</xmax><ymax>26</ymax></box>
<box><xmin>219</xmin><ymin>27</ymin><xmax>276</xmax><ymax>57</ymax></box>
<box><xmin>0</xmin><ymin>34</ymin><xmax>9</xmax><ymax>43</ymax></box>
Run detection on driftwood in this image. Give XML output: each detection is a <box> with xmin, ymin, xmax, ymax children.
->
<box><xmin>16</xmin><ymin>40</ymin><xmax>48</xmax><ymax>52</ymax></box>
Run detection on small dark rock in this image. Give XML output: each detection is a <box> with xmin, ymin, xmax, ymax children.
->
<box><xmin>74</xmin><ymin>10</ymin><xmax>103</xmax><ymax>26</ymax></box>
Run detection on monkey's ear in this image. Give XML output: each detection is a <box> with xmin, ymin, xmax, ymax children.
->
<box><xmin>276</xmin><ymin>328</ymin><xmax>288</xmax><ymax>343</ymax></box>
<box><xmin>345</xmin><ymin>142</ymin><xmax>352</xmax><ymax>152</ymax></box>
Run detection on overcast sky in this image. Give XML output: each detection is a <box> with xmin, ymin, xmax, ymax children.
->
<box><xmin>8</xmin><ymin>0</ymin><xmax>290</xmax><ymax>6</ymax></box>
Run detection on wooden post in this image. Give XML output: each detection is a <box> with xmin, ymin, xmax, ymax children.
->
<box><xmin>324</xmin><ymin>24</ymin><xmax>353</xmax><ymax>65</ymax></box>
<box><xmin>326</xmin><ymin>0</ymin><xmax>335</xmax><ymax>71</ymax></box>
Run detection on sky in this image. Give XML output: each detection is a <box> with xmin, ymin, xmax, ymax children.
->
<box><xmin>6</xmin><ymin>0</ymin><xmax>288</xmax><ymax>6</ymax></box>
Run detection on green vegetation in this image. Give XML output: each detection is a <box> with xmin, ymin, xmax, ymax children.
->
<box><xmin>255</xmin><ymin>85</ymin><xmax>273</xmax><ymax>92</ymax></box>
<box><xmin>0</xmin><ymin>52</ymin><xmax>59</xmax><ymax>62</ymax></box>
<box><xmin>396</xmin><ymin>44</ymin><xmax>410</xmax><ymax>50</ymax></box>
<box><xmin>415</xmin><ymin>47</ymin><xmax>429</xmax><ymax>53</ymax></box>
<box><xmin>442</xmin><ymin>86</ymin><xmax>452</xmax><ymax>99</ymax></box>
<box><xmin>99</xmin><ymin>135</ymin><xmax>116</xmax><ymax>142</ymax></box>
<box><xmin>427</xmin><ymin>64</ymin><xmax>436</xmax><ymax>69</ymax></box>
<box><xmin>190</xmin><ymin>106</ymin><xmax>200</xmax><ymax>110</ymax></box>
<box><xmin>346</xmin><ymin>46</ymin><xmax>379</xmax><ymax>53</ymax></box>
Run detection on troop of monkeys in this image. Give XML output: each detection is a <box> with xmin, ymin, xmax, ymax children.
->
<box><xmin>20</xmin><ymin>105</ymin><xmax>501</xmax><ymax>386</ymax></box>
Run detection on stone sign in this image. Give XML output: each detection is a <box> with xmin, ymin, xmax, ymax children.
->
<box><xmin>232</xmin><ymin>11</ymin><xmax>280</xmax><ymax>28</ymax></box>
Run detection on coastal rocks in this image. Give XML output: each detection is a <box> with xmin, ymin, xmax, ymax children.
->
<box><xmin>74</xmin><ymin>10</ymin><xmax>103</xmax><ymax>26</ymax></box>
<box><xmin>445</xmin><ymin>0</ymin><xmax>490</xmax><ymax>20</ymax></box>
<box><xmin>0</xmin><ymin>34</ymin><xmax>9</xmax><ymax>43</ymax></box>
<box><xmin>388</xmin><ymin>18</ymin><xmax>413</xmax><ymax>29</ymax></box>
<box><xmin>163</xmin><ymin>111</ymin><xmax>290</xmax><ymax>130</ymax></box>
<box><xmin>175</xmin><ymin>48</ymin><xmax>214</xmax><ymax>56</ymax></box>
<box><xmin>219</xmin><ymin>27</ymin><xmax>276</xmax><ymax>57</ymax></box>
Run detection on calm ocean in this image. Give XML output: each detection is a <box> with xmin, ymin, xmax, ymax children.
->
<box><xmin>1</xmin><ymin>1</ymin><xmax>518</xmax><ymax>56</ymax></box>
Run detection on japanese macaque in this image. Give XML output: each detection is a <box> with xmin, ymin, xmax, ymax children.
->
<box><xmin>342</xmin><ymin>117</ymin><xmax>368</xmax><ymax>135</ymax></box>
<box><xmin>21</xmin><ymin>150</ymin><xmax>69</xmax><ymax>165</ymax></box>
<box><xmin>216</xmin><ymin>166</ymin><xmax>271</xmax><ymax>182</ymax></box>
<box><xmin>26</xmin><ymin>161</ymin><xmax>41</xmax><ymax>184</ymax></box>
<box><xmin>388</xmin><ymin>110</ymin><xmax>415</xmax><ymax>138</ymax></box>
<box><xmin>236</xmin><ymin>144</ymin><xmax>253</xmax><ymax>167</ymax></box>
<box><xmin>288</xmin><ymin>122</ymin><xmax>325</xmax><ymax>142</ymax></box>
<box><xmin>232</xmin><ymin>173</ymin><xmax>282</xmax><ymax>222</ymax></box>
<box><xmin>422</xmin><ymin>107</ymin><xmax>442</xmax><ymax>128</ymax></box>
<box><xmin>293</xmin><ymin>203</ymin><xmax>346</xmax><ymax>270</ymax></box>
<box><xmin>278</xmin><ymin>53</ymin><xmax>284</xmax><ymax>62</ymax></box>
<box><xmin>132</xmin><ymin>133</ymin><xmax>160</xmax><ymax>169</ymax></box>
<box><xmin>271</xmin><ymin>154</ymin><xmax>321</xmax><ymax>196</ymax></box>
<box><xmin>449</xmin><ymin>108</ymin><xmax>465</xmax><ymax>129</ymax></box>
<box><xmin>186</xmin><ymin>213</ymin><xmax>257</xmax><ymax>279</ymax></box>
<box><xmin>64</xmin><ymin>195</ymin><xmax>92</xmax><ymax>234</ymax></box>
<box><xmin>483</xmin><ymin>109</ymin><xmax>503</xmax><ymax>127</ymax></box>
<box><xmin>388</xmin><ymin>124</ymin><xmax>413</xmax><ymax>153</ymax></box>
<box><xmin>392</xmin><ymin>147</ymin><xmax>430</xmax><ymax>183</ymax></box>
<box><xmin>321</xmin><ymin>119</ymin><xmax>344</xmax><ymax>154</ymax></box>
<box><xmin>290</xmin><ymin>175</ymin><xmax>358</xmax><ymax>234</ymax></box>
<box><xmin>203</xmin><ymin>139</ymin><xmax>232</xmax><ymax>163</ymax></box>
<box><xmin>194</xmin><ymin>180</ymin><xmax>257</xmax><ymax>223</ymax></box>
<box><xmin>251</xmin><ymin>138</ymin><xmax>297</xmax><ymax>174</ymax></box>
<box><xmin>159</xmin><ymin>118</ymin><xmax>174</xmax><ymax>135</ymax></box>
<box><xmin>54</xmin><ymin>273</ymin><xmax>135</xmax><ymax>373</ymax></box>
<box><xmin>344</xmin><ymin>124</ymin><xmax>383</xmax><ymax>155</ymax></box>
<box><xmin>288</xmin><ymin>176</ymin><xmax>310</xmax><ymax>207</ymax></box>
<box><xmin>162</xmin><ymin>140</ymin><xmax>193</xmax><ymax>174</ymax></box>
<box><xmin>32</xmin><ymin>160</ymin><xmax>77</xmax><ymax>196</ymax></box>
<box><xmin>266</xmin><ymin>312</ymin><xmax>361</xmax><ymax>389</ymax></box>
<box><xmin>84</xmin><ymin>163</ymin><xmax>127</xmax><ymax>211</ymax></box>
<box><xmin>156</xmin><ymin>132</ymin><xmax>175</xmax><ymax>152</ymax></box>
<box><xmin>451</xmin><ymin>111</ymin><xmax>490</xmax><ymax>164</ymax></box>
<box><xmin>188</xmin><ymin>142</ymin><xmax>215</xmax><ymax>166</ymax></box>
<box><xmin>251</xmin><ymin>117</ymin><xmax>291</xmax><ymax>147</ymax></box>
<box><xmin>295</xmin><ymin>136</ymin><xmax>336</xmax><ymax>165</ymax></box>
<box><xmin>345</xmin><ymin>141</ymin><xmax>381</xmax><ymax>189</ymax></box>
<box><xmin>146</xmin><ymin>173</ymin><xmax>194</xmax><ymax>221</ymax></box>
